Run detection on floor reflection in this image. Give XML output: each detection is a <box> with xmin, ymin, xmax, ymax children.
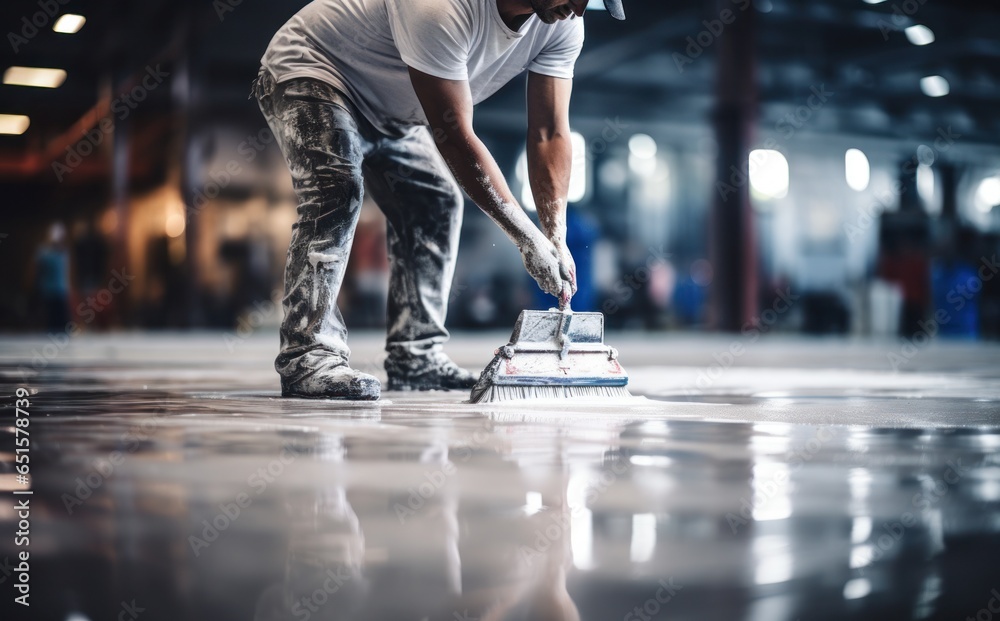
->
<box><xmin>1</xmin><ymin>359</ymin><xmax>999</xmax><ymax>621</ymax></box>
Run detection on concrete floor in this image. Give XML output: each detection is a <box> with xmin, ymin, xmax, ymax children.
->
<box><xmin>1</xmin><ymin>331</ymin><xmax>999</xmax><ymax>621</ymax></box>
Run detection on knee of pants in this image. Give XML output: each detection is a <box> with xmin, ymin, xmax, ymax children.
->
<box><xmin>300</xmin><ymin>167</ymin><xmax>365</xmax><ymax>223</ymax></box>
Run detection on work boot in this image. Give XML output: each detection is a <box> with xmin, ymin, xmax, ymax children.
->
<box><xmin>385</xmin><ymin>347</ymin><xmax>477</xmax><ymax>391</ymax></box>
<box><xmin>281</xmin><ymin>357</ymin><xmax>381</xmax><ymax>400</ymax></box>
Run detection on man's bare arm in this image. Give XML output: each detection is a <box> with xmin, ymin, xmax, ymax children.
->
<box><xmin>408</xmin><ymin>66</ymin><xmax>564</xmax><ymax>298</ymax></box>
<box><xmin>526</xmin><ymin>71</ymin><xmax>576</xmax><ymax>301</ymax></box>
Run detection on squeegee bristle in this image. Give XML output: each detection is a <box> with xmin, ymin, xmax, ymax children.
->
<box><xmin>470</xmin><ymin>384</ymin><xmax>631</xmax><ymax>404</ymax></box>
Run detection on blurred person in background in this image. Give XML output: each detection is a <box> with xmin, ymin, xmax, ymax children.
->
<box><xmin>253</xmin><ymin>0</ymin><xmax>625</xmax><ymax>399</ymax></box>
<box><xmin>34</xmin><ymin>221</ymin><xmax>71</xmax><ymax>332</ymax></box>
<box><xmin>878</xmin><ymin>234</ymin><xmax>930</xmax><ymax>337</ymax></box>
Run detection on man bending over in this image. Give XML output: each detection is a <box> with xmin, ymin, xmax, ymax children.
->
<box><xmin>254</xmin><ymin>0</ymin><xmax>626</xmax><ymax>399</ymax></box>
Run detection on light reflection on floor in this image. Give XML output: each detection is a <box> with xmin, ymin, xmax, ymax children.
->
<box><xmin>1</xmin><ymin>333</ymin><xmax>999</xmax><ymax>621</ymax></box>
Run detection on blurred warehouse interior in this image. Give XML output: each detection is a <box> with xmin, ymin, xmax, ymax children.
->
<box><xmin>1</xmin><ymin>0</ymin><xmax>999</xmax><ymax>338</ymax></box>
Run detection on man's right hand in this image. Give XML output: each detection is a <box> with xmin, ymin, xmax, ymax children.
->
<box><xmin>519</xmin><ymin>233</ymin><xmax>568</xmax><ymax>301</ymax></box>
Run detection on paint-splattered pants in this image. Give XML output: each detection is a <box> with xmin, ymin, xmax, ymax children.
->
<box><xmin>253</xmin><ymin>70</ymin><xmax>463</xmax><ymax>382</ymax></box>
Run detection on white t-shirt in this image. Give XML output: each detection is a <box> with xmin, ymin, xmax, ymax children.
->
<box><xmin>262</xmin><ymin>0</ymin><xmax>585</xmax><ymax>135</ymax></box>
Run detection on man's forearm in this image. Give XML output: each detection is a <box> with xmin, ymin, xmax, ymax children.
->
<box><xmin>436</xmin><ymin>129</ymin><xmax>543</xmax><ymax>249</ymax></box>
<box><xmin>407</xmin><ymin>67</ymin><xmax>565</xmax><ymax>298</ymax></box>
<box><xmin>527</xmin><ymin>131</ymin><xmax>572</xmax><ymax>244</ymax></box>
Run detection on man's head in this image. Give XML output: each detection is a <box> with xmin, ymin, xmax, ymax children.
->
<box><xmin>530</xmin><ymin>0</ymin><xmax>626</xmax><ymax>24</ymax></box>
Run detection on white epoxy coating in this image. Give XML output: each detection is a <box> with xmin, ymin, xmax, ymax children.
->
<box><xmin>1</xmin><ymin>332</ymin><xmax>998</xmax><ymax>620</ymax></box>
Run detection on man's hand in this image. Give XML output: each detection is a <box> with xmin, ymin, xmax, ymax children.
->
<box><xmin>519</xmin><ymin>233</ymin><xmax>565</xmax><ymax>301</ymax></box>
<box><xmin>521</xmin><ymin>235</ymin><xmax>577</xmax><ymax>309</ymax></box>
<box><xmin>554</xmin><ymin>239</ymin><xmax>577</xmax><ymax>296</ymax></box>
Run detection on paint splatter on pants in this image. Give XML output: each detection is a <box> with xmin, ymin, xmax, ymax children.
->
<box><xmin>253</xmin><ymin>69</ymin><xmax>463</xmax><ymax>383</ymax></box>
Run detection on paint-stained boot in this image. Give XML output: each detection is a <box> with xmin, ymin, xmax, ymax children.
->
<box><xmin>281</xmin><ymin>356</ymin><xmax>381</xmax><ymax>400</ymax></box>
<box><xmin>385</xmin><ymin>347</ymin><xmax>476</xmax><ymax>391</ymax></box>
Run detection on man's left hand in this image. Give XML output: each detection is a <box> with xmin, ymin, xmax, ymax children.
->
<box><xmin>554</xmin><ymin>239</ymin><xmax>577</xmax><ymax>309</ymax></box>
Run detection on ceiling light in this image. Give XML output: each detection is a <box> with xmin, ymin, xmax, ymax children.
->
<box><xmin>628</xmin><ymin>134</ymin><xmax>658</xmax><ymax>159</ymax></box>
<box><xmin>845</xmin><ymin>149</ymin><xmax>870</xmax><ymax>192</ymax></box>
<box><xmin>569</xmin><ymin>131</ymin><xmax>588</xmax><ymax>203</ymax></box>
<box><xmin>749</xmin><ymin>149</ymin><xmax>789</xmax><ymax>200</ymax></box>
<box><xmin>919</xmin><ymin>75</ymin><xmax>949</xmax><ymax>98</ymax></box>
<box><xmin>0</xmin><ymin>114</ymin><xmax>30</xmax><ymax>135</ymax></box>
<box><xmin>917</xmin><ymin>164</ymin><xmax>935</xmax><ymax>208</ymax></box>
<box><xmin>904</xmin><ymin>25</ymin><xmax>934</xmax><ymax>46</ymax></box>
<box><xmin>3</xmin><ymin>66</ymin><xmax>67</xmax><ymax>88</ymax></box>
<box><xmin>975</xmin><ymin>177</ymin><xmax>1000</xmax><ymax>213</ymax></box>
<box><xmin>53</xmin><ymin>14</ymin><xmax>86</xmax><ymax>34</ymax></box>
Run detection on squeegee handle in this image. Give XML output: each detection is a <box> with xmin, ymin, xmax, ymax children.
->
<box><xmin>558</xmin><ymin>281</ymin><xmax>573</xmax><ymax>312</ymax></box>
<box><xmin>557</xmin><ymin>304</ymin><xmax>573</xmax><ymax>362</ymax></box>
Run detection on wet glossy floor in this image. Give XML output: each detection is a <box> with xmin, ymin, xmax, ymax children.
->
<box><xmin>2</xmin><ymin>332</ymin><xmax>1000</xmax><ymax>621</ymax></box>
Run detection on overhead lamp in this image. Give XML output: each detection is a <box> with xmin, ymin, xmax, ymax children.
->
<box><xmin>845</xmin><ymin>149</ymin><xmax>870</xmax><ymax>192</ymax></box>
<box><xmin>904</xmin><ymin>25</ymin><xmax>935</xmax><ymax>46</ymax></box>
<box><xmin>749</xmin><ymin>149</ymin><xmax>790</xmax><ymax>200</ymax></box>
<box><xmin>628</xmin><ymin>134</ymin><xmax>658</xmax><ymax>159</ymax></box>
<box><xmin>53</xmin><ymin>14</ymin><xmax>86</xmax><ymax>34</ymax></box>
<box><xmin>975</xmin><ymin>177</ymin><xmax>1000</xmax><ymax>213</ymax></box>
<box><xmin>3</xmin><ymin>66</ymin><xmax>67</xmax><ymax>88</ymax></box>
<box><xmin>0</xmin><ymin>114</ymin><xmax>30</xmax><ymax>135</ymax></box>
<box><xmin>919</xmin><ymin>75</ymin><xmax>949</xmax><ymax>98</ymax></box>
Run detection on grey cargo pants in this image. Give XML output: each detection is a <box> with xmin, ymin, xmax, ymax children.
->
<box><xmin>253</xmin><ymin>70</ymin><xmax>463</xmax><ymax>382</ymax></box>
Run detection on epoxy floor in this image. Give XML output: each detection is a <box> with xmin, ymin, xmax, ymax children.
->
<box><xmin>2</xmin><ymin>332</ymin><xmax>1000</xmax><ymax>621</ymax></box>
